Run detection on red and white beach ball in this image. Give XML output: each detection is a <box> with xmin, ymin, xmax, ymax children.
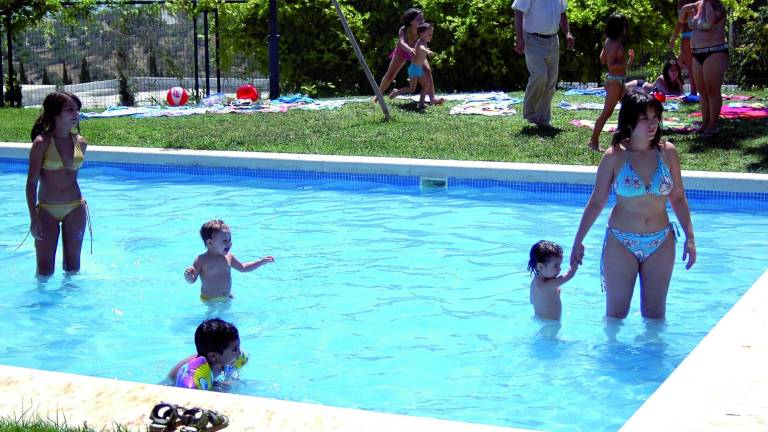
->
<box><xmin>166</xmin><ymin>87</ymin><xmax>189</xmax><ymax>106</ymax></box>
<box><xmin>236</xmin><ymin>84</ymin><xmax>260</xmax><ymax>101</ymax></box>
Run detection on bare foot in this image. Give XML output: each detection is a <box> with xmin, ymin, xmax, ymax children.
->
<box><xmin>430</xmin><ymin>97</ymin><xmax>446</xmax><ymax>105</ymax></box>
<box><xmin>694</xmin><ymin>122</ymin><xmax>709</xmax><ymax>133</ymax></box>
<box><xmin>700</xmin><ymin>127</ymin><xmax>720</xmax><ymax>139</ymax></box>
<box><xmin>587</xmin><ymin>141</ymin><xmax>604</xmax><ymax>152</ymax></box>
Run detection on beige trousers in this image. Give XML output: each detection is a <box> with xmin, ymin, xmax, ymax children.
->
<box><xmin>522</xmin><ymin>32</ymin><xmax>560</xmax><ymax>125</ymax></box>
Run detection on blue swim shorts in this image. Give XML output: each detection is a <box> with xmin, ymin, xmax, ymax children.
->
<box><xmin>408</xmin><ymin>63</ymin><xmax>424</xmax><ymax>78</ymax></box>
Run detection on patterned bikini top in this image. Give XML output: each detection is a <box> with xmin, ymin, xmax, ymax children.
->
<box><xmin>614</xmin><ymin>149</ymin><xmax>673</xmax><ymax>197</ymax></box>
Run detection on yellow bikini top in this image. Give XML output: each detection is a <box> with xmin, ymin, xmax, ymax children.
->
<box><xmin>42</xmin><ymin>134</ymin><xmax>84</xmax><ymax>171</ymax></box>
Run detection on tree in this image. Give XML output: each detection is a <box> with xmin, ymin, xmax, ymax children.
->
<box><xmin>79</xmin><ymin>57</ymin><xmax>91</xmax><ymax>83</ymax></box>
<box><xmin>148</xmin><ymin>48</ymin><xmax>159</xmax><ymax>76</ymax></box>
<box><xmin>61</xmin><ymin>59</ymin><xmax>71</xmax><ymax>85</ymax></box>
<box><xmin>117</xmin><ymin>46</ymin><xmax>135</xmax><ymax>106</ymax></box>
<box><xmin>729</xmin><ymin>3</ymin><xmax>768</xmax><ymax>87</ymax></box>
<box><xmin>18</xmin><ymin>61</ymin><xmax>28</xmax><ymax>84</ymax></box>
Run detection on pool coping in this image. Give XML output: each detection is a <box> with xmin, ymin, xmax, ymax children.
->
<box><xmin>1</xmin><ymin>142</ymin><xmax>767</xmax><ymax>431</ymax></box>
<box><xmin>1</xmin><ymin>142</ymin><xmax>767</xmax><ymax>193</ymax></box>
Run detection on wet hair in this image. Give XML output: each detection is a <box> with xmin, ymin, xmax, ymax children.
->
<box><xmin>605</xmin><ymin>13</ymin><xmax>628</xmax><ymax>40</ymax></box>
<box><xmin>662</xmin><ymin>59</ymin><xmax>684</xmax><ymax>94</ymax></box>
<box><xmin>417</xmin><ymin>22</ymin><xmax>432</xmax><ymax>36</ymax></box>
<box><xmin>194</xmin><ymin>318</ymin><xmax>239</xmax><ymax>358</ymax></box>
<box><xmin>199</xmin><ymin>219</ymin><xmax>230</xmax><ymax>245</ymax></box>
<box><xmin>611</xmin><ymin>90</ymin><xmax>664</xmax><ymax>149</ymax></box>
<box><xmin>527</xmin><ymin>240</ymin><xmax>563</xmax><ymax>276</ymax></box>
<box><xmin>30</xmin><ymin>91</ymin><xmax>82</xmax><ymax>142</ymax></box>
<box><xmin>401</xmin><ymin>7</ymin><xmax>423</xmax><ymax>28</ymax></box>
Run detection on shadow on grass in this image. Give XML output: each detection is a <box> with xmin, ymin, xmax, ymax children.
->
<box><xmin>745</xmin><ymin>141</ymin><xmax>768</xmax><ymax>173</ymax></box>
<box><xmin>684</xmin><ymin>118</ymin><xmax>768</xmax><ymax>172</ymax></box>
<box><xmin>393</xmin><ymin>101</ymin><xmax>427</xmax><ymax>113</ymax></box>
<box><xmin>518</xmin><ymin>124</ymin><xmax>563</xmax><ymax>138</ymax></box>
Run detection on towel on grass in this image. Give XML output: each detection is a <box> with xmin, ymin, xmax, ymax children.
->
<box><xmin>446</xmin><ymin>93</ymin><xmax>521</xmax><ymax>116</ymax></box>
<box><xmin>569</xmin><ymin>117</ymin><xmax>697</xmax><ymax>134</ymax></box>
<box><xmin>563</xmin><ymin>88</ymin><xmax>607</xmax><ymax>97</ymax></box>
<box><xmin>558</xmin><ymin>101</ymin><xmax>606</xmax><ymax>110</ymax></box>
<box><xmin>558</xmin><ymin>100</ymin><xmax>679</xmax><ymax>111</ymax></box>
<box><xmin>690</xmin><ymin>105</ymin><xmax>768</xmax><ymax>120</ymax></box>
<box><xmin>722</xmin><ymin>94</ymin><xmax>754</xmax><ymax>101</ymax></box>
<box><xmin>449</xmin><ymin>102</ymin><xmax>517</xmax><ymax>116</ymax></box>
<box><xmin>403</xmin><ymin>91</ymin><xmax>514</xmax><ymax>103</ymax></box>
<box><xmin>449</xmin><ymin>100</ymin><xmax>520</xmax><ymax>116</ymax></box>
<box><xmin>81</xmin><ymin>94</ymin><xmax>348</xmax><ymax>119</ymax></box>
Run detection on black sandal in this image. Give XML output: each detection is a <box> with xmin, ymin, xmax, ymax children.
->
<box><xmin>149</xmin><ymin>402</ymin><xmax>186</xmax><ymax>432</ymax></box>
<box><xmin>180</xmin><ymin>407</ymin><xmax>229</xmax><ymax>432</ymax></box>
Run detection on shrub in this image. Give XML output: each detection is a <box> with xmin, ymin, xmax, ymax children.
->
<box><xmin>729</xmin><ymin>4</ymin><xmax>768</xmax><ymax>88</ymax></box>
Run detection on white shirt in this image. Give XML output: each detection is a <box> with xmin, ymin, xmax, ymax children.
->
<box><xmin>512</xmin><ymin>0</ymin><xmax>567</xmax><ymax>35</ymax></box>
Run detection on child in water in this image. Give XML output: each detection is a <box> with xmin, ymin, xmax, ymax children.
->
<box><xmin>528</xmin><ymin>240</ymin><xmax>578</xmax><ymax>321</ymax></box>
<box><xmin>169</xmin><ymin>318</ymin><xmax>248</xmax><ymax>391</ymax></box>
<box><xmin>184</xmin><ymin>219</ymin><xmax>274</xmax><ymax>300</ymax></box>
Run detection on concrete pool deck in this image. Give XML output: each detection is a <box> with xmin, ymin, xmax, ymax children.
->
<box><xmin>1</xmin><ymin>143</ymin><xmax>766</xmax><ymax>431</ymax></box>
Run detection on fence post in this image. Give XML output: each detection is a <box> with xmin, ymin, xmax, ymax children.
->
<box><xmin>0</xmin><ymin>23</ymin><xmax>4</xmax><ymax>108</ymax></box>
<box><xmin>268</xmin><ymin>0</ymin><xmax>279</xmax><ymax>99</ymax></box>
<box><xmin>203</xmin><ymin>10</ymin><xmax>210</xmax><ymax>96</ymax></box>
<box><xmin>5</xmin><ymin>16</ymin><xmax>15</xmax><ymax>107</ymax></box>
<box><xmin>192</xmin><ymin>3</ymin><xmax>200</xmax><ymax>100</ymax></box>
<box><xmin>330</xmin><ymin>0</ymin><xmax>389</xmax><ymax>120</ymax></box>
<box><xmin>215</xmin><ymin>7</ymin><xmax>221</xmax><ymax>94</ymax></box>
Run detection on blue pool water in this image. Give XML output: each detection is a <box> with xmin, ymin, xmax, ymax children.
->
<box><xmin>1</xmin><ymin>159</ymin><xmax>767</xmax><ymax>432</ymax></box>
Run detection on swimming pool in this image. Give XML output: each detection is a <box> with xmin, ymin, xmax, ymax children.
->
<box><xmin>1</xmin><ymin>152</ymin><xmax>767</xmax><ymax>432</ymax></box>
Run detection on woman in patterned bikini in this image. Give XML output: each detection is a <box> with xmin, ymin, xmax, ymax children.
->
<box><xmin>571</xmin><ymin>91</ymin><xmax>696</xmax><ymax>320</ymax></box>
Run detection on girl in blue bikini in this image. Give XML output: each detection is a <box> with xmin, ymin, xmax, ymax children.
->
<box><xmin>571</xmin><ymin>91</ymin><xmax>696</xmax><ymax>320</ymax></box>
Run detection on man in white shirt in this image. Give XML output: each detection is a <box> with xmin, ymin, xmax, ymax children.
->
<box><xmin>513</xmin><ymin>0</ymin><xmax>575</xmax><ymax>127</ymax></box>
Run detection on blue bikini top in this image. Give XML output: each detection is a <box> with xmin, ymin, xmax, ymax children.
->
<box><xmin>614</xmin><ymin>149</ymin><xmax>673</xmax><ymax>197</ymax></box>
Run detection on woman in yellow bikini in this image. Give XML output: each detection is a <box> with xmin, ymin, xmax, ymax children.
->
<box><xmin>26</xmin><ymin>91</ymin><xmax>89</xmax><ymax>275</ymax></box>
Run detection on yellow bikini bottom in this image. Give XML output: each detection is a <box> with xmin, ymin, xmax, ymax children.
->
<box><xmin>38</xmin><ymin>199</ymin><xmax>85</xmax><ymax>222</ymax></box>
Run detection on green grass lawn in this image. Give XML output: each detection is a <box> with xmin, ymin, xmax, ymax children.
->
<box><xmin>1</xmin><ymin>90</ymin><xmax>766</xmax><ymax>173</ymax></box>
<box><xmin>0</xmin><ymin>417</ymin><xmax>131</xmax><ymax>432</ymax></box>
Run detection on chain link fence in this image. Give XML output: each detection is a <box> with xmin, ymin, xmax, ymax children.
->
<box><xmin>8</xmin><ymin>3</ymin><xmax>267</xmax><ymax>108</ymax></box>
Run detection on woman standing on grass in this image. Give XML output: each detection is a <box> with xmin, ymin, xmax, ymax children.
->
<box><xmin>26</xmin><ymin>91</ymin><xmax>89</xmax><ymax>276</ymax></box>
<box><xmin>669</xmin><ymin>0</ymin><xmax>699</xmax><ymax>97</ymax></box>
<box><xmin>679</xmin><ymin>0</ymin><xmax>728</xmax><ymax>138</ymax></box>
<box><xmin>571</xmin><ymin>91</ymin><xmax>696</xmax><ymax>320</ymax></box>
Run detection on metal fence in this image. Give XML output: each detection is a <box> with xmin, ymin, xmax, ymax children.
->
<box><xmin>5</xmin><ymin>3</ymin><xmax>267</xmax><ymax>108</ymax></box>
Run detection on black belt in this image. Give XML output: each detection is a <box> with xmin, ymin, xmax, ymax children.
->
<box><xmin>529</xmin><ymin>32</ymin><xmax>556</xmax><ymax>38</ymax></box>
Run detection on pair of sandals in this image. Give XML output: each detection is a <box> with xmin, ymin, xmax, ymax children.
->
<box><xmin>149</xmin><ymin>402</ymin><xmax>229</xmax><ymax>432</ymax></box>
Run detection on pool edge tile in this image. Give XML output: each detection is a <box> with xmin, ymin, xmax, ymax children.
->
<box><xmin>3</xmin><ymin>142</ymin><xmax>768</xmax><ymax>193</ymax></box>
<box><xmin>0</xmin><ymin>365</ymin><xmax>530</xmax><ymax>432</ymax></box>
<box><xmin>620</xmin><ymin>269</ymin><xmax>768</xmax><ymax>431</ymax></box>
